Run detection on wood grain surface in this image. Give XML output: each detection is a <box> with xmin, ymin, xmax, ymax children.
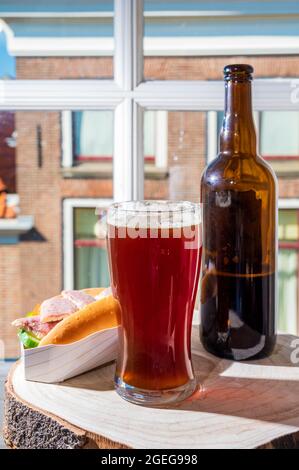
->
<box><xmin>4</xmin><ymin>327</ymin><xmax>299</xmax><ymax>449</ymax></box>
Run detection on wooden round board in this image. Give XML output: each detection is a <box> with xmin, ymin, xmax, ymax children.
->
<box><xmin>4</xmin><ymin>327</ymin><xmax>299</xmax><ymax>449</ymax></box>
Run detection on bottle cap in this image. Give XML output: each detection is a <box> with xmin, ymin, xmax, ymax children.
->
<box><xmin>224</xmin><ymin>64</ymin><xmax>253</xmax><ymax>81</ymax></box>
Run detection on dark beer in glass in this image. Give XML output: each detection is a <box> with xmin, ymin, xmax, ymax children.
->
<box><xmin>107</xmin><ymin>201</ymin><xmax>201</xmax><ymax>405</ymax></box>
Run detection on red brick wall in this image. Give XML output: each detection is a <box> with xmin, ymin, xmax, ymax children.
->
<box><xmin>61</xmin><ymin>179</ymin><xmax>113</xmax><ymax>198</ymax></box>
<box><xmin>278</xmin><ymin>179</ymin><xmax>299</xmax><ymax>198</ymax></box>
<box><xmin>16</xmin><ymin>111</ymin><xmax>62</xmax><ymax>312</ymax></box>
<box><xmin>144</xmin><ymin>55</ymin><xmax>299</xmax><ymax>80</ymax></box>
<box><xmin>16</xmin><ymin>57</ymin><xmax>113</xmax><ymax>79</ymax></box>
<box><xmin>18</xmin><ymin>55</ymin><xmax>299</xmax><ymax>81</ymax></box>
<box><xmin>0</xmin><ymin>246</ymin><xmax>21</xmax><ymax>358</ymax></box>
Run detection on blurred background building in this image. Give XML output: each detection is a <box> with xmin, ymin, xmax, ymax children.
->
<box><xmin>1</xmin><ymin>0</ymin><xmax>299</xmax><ymax>356</ymax></box>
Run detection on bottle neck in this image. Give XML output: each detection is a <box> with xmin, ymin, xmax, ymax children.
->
<box><xmin>220</xmin><ymin>80</ymin><xmax>257</xmax><ymax>156</ymax></box>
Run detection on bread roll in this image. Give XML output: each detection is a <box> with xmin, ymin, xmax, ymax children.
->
<box><xmin>39</xmin><ymin>296</ymin><xmax>120</xmax><ymax>346</ymax></box>
<box><xmin>82</xmin><ymin>287</ymin><xmax>105</xmax><ymax>297</ymax></box>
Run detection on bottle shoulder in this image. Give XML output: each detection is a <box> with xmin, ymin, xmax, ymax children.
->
<box><xmin>256</xmin><ymin>154</ymin><xmax>278</xmax><ymax>184</ymax></box>
<box><xmin>201</xmin><ymin>153</ymin><xmax>277</xmax><ymax>191</ymax></box>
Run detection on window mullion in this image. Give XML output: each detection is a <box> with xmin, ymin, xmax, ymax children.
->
<box><xmin>133</xmin><ymin>102</ymin><xmax>144</xmax><ymax>200</ymax></box>
<box><xmin>134</xmin><ymin>79</ymin><xmax>299</xmax><ymax>111</ymax></box>
<box><xmin>114</xmin><ymin>98</ymin><xmax>134</xmax><ymax>201</ymax></box>
<box><xmin>114</xmin><ymin>0</ymin><xmax>134</xmax><ymax>91</ymax></box>
<box><xmin>114</xmin><ymin>0</ymin><xmax>144</xmax><ymax>202</ymax></box>
<box><xmin>61</xmin><ymin>111</ymin><xmax>73</xmax><ymax>168</ymax></box>
<box><xmin>114</xmin><ymin>0</ymin><xmax>143</xmax><ymax>89</ymax></box>
<box><xmin>63</xmin><ymin>199</ymin><xmax>75</xmax><ymax>290</ymax></box>
<box><xmin>132</xmin><ymin>1</ymin><xmax>144</xmax><ymax>200</ymax></box>
<box><xmin>133</xmin><ymin>0</ymin><xmax>144</xmax><ymax>89</ymax></box>
<box><xmin>1</xmin><ymin>79</ymin><xmax>298</xmax><ymax>111</ymax></box>
<box><xmin>0</xmin><ymin>80</ymin><xmax>122</xmax><ymax>110</ymax></box>
<box><xmin>207</xmin><ymin>111</ymin><xmax>218</xmax><ymax>163</ymax></box>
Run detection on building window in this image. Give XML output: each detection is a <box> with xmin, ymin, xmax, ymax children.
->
<box><xmin>260</xmin><ymin>111</ymin><xmax>299</xmax><ymax>157</ymax></box>
<box><xmin>212</xmin><ymin>110</ymin><xmax>299</xmax><ymax>158</ymax></box>
<box><xmin>73</xmin><ymin>111</ymin><xmax>114</xmax><ymax>163</ymax></box>
<box><xmin>63</xmin><ymin>199</ymin><xmax>112</xmax><ymax>291</ymax></box>
<box><xmin>73</xmin><ymin>207</ymin><xmax>110</xmax><ymax>290</ymax></box>
<box><xmin>278</xmin><ymin>209</ymin><xmax>299</xmax><ymax>335</ymax></box>
<box><xmin>0</xmin><ymin>111</ymin><xmax>16</xmax><ymax>193</ymax></box>
<box><xmin>210</xmin><ymin>109</ymin><xmax>299</xmax><ymax>175</ymax></box>
<box><xmin>61</xmin><ymin>110</ymin><xmax>168</xmax><ymax>171</ymax></box>
<box><xmin>260</xmin><ymin>111</ymin><xmax>299</xmax><ymax>176</ymax></box>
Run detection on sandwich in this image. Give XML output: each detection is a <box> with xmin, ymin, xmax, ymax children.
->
<box><xmin>12</xmin><ymin>287</ymin><xmax>120</xmax><ymax>348</ymax></box>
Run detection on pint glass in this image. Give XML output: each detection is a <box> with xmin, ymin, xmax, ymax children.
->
<box><xmin>107</xmin><ymin>201</ymin><xmax>201</xmax><ymax>406</ymax></box>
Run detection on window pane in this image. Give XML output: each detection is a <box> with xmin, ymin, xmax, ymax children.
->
<box><xmin>0</xmin><ymin>110</ymin><xmax>112</xmax><ymax>358</ymax></box>
<box><xmin>278</xmin><ymin>249</ymin><xmax>298</xmax><ymax>335</ymax></box>
<box><xmin>74</xmin><ymin>207</ymin><xmax>98</xmax><ymax>239</ymax></box>
<box><xmin>216</xmin><ymin>110</ymin><xmax>299</xmax><ymax>176</ymax></box>
<box><xmin>144</xmin><ymin>111</ymin><xmax>156</xmax><ymax>159</ymax></box>
<box><xmin>62</xmin><ymin>109</ymin><xmax>114</xmax><ymax>178</ymax></box>
<box><xmin>261</xmin><ymin>112</ymin><xmax>299</xmax><ymax>156</ymax></box>
<box><xmin>0</xmin><ymin>1</ymin><xmax>114</xmax><ymax>79</ymax></box>
<box><xmin>74</xmin><ymin>207</ymin><xmax>109</xmax><ymax>290</ymax></box>
<box><xmin>278</xmin><ymin>209</ymin><xmax>299</xmax><ymax>335</ymax></box>
<box><xmin>144</xmin><ymin>111</ymin><xmax>206</xmax><ymax>201</ymax></box>
<box><xmin>73</xmin><ymin>111</ymin><xmax>114</xmax><ymax>162</ymax></box>
<box><xmin>143</xmin><ymin>1</ymin><xmax>299</xmax><ymax>80</ymax></box>
<box><xmin>0</xmin><ymin>31</ymin><xmax>15</xmax><ymax>79</ymax></box>
<box><xmin>75</xmin><ymin>246</ymin><xmax>110</xmax><ymax>290</ymax></box>
<box><xmin>279</xmin><ymin>210</ymin><xmax>299</xmax><ymax>241</ymax></box>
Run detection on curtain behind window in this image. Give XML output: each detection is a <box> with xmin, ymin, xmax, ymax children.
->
<box><xmin>73</xmin><ymin>110</ymin><xmax>155</xmax><ymax>160</ymax></box>
<box><xmin>261</xmin><ymin>111</ymin><xmax>299</xmax><ymax>156</ymax></box>
<box><xmin>73</xmin><ymin>111</ymin><xmax>114</xmax><ymax>158</ymax></box>
<box><xmin>278</xmin><ymin>249</ymin><xmax>297</xmax><ymax>334</ymax></box>
<box><xmin>75</xmin><ymin>246</ymin><xmax>110</xmax><ymax>290</ymax></box>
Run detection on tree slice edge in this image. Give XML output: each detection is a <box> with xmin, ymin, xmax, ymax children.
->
<box><xmin>3</xmin><ymin>361</ymin><xmax>130</xmax><ymax>449</ymax></box>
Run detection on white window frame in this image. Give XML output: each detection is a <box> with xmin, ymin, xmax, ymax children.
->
<box><xmin>279</xmin><ymin>199</ymin><xmax>299</xmax><ymax>210</ymax></box>
<box><xmin>61</xmin><ymin>110</ymin><xmax>73</xmax><ymax>168</ymax></box>
<box><xmin>1</xmin><ymin>1</ymin><xmax>299</xmax><ymax>289</ymax></box>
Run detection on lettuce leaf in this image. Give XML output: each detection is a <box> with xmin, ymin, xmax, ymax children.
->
<box><xmin>18</xmin><ymin>329</ymin><xmax>40</xmax><ymax>349</ymax></box>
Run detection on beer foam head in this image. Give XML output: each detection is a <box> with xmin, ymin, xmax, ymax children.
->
<box><xmin>107</xmin><ymin>200</ymin><xmax>201</xmax><ymax>229</ymax></box>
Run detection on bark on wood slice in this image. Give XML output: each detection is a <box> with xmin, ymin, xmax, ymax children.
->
<box><xmin>4</xmin><ymin>328</ymin><xmax>299</xmax><ymax>449</ymax></box>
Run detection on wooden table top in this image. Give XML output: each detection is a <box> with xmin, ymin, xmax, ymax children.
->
<box><xmin>3</xmin><ymin>327</ymin><xmax>299</xmax><ymax>449</ymax></box>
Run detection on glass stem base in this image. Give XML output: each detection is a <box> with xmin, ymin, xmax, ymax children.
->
<box><xmin>114</xmin><ymin>376</ymin><xmax>197</xmax><ymax>407</ymax></box>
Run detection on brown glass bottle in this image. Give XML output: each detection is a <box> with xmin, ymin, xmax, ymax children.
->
<box><xmin>200</xmin><ymin>64</ymin><xmax>277</xmax><ymax>360</ymax></box>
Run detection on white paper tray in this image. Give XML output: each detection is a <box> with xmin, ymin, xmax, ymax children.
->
<box><xmin>21</xmin><ymin>326</ymin><xmax>119</xmax><ymax>383</ymax></box>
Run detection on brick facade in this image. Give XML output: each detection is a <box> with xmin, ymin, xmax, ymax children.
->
<box><xmin>0</xmin><ymin>245</ymin><xmax>21</xmax><ymax>358</ymax></box>
<box><xmin>144</xmin><ymin>55</ymin><xmax>299</xmax><ymax>80</ymax></box>
<box><xmin>16</xmin><ymin>57</ymin><xmax>113</xmax><ymax>79</ymax></box>
<box><xmin>1</xmin><ymin>55</ymin><xmax>298</xmax><ymax>357</ymax></box>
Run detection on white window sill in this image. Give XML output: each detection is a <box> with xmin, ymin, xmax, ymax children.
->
<box><xmin>61</xmin><ymin>163</ymin><xmax>169</xmax><ymax>180</ymax></box>
<box><xmin>0</xmin><ymin>216</ymin><xmax>34</xmax><ymax>236</ymax></box>
<box><xmin>266</xmin><ymin>159</ymin><xmax>299</xmax><ymax>177</ymax></box>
